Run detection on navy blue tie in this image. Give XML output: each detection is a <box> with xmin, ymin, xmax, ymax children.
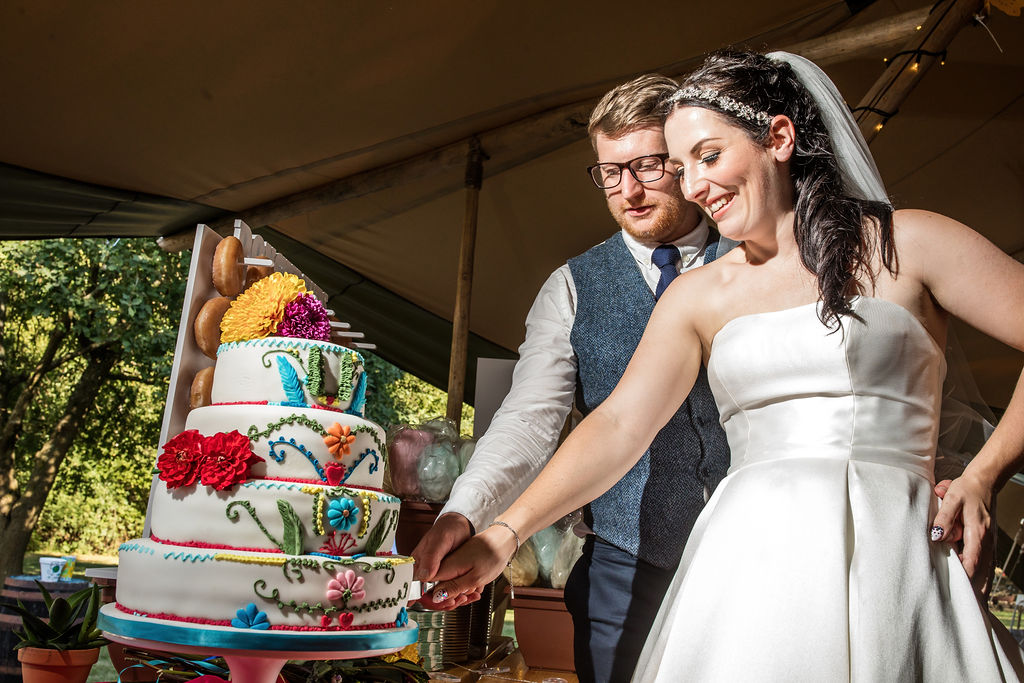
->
<box><xmin>652</xmin><ymin>244</ymin><xmax>680</xmax><ymax>300</ymax></box>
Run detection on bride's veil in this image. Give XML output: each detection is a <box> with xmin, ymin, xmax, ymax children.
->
<box><xmin>768</xmin><ymin>51</ymin><xmax>1001</xmax><ymax>484</ymax></box>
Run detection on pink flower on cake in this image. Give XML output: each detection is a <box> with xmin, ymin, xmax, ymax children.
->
<box><xmin>199</xmin><ymin>430</ymin><xmax>264</xmax><ymax>490</ymax></box>
<box><xmin>157</xmin><ymin>429</ymin><xmax>205</xmax><ymax>489</ymax></box>
<box><xmin>324</xmin><ymin>423</ymin><xmax>356</xmax><ymax>459</ymax></box>
<box><xmin>318</xmin><ymin>532</ymin><xmax>356</xmax><ymax>557</ymax></box>
<box><xmin>277</xmin><ymin>293</ymin><xmax>331</xmax><ymax>341</ymax></box>
<box><xmin>326</xmin><ymin>569</ymin><xmax>366</xmax><ymax>604</ymax></box>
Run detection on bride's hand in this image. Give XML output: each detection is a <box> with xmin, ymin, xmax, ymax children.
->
<box><xmin>931</xmin><ymin>472</ymin><xmax>997</xmax><ymax>596</ymax></box>
<box><xmin>425</xmin><ymin>524</ymin><xmax>518</xmax><ymax>609</ymax></box>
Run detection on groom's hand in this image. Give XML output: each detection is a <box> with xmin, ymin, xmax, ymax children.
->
<box><xmin>412</xmin><ymin>513</ymin><xmax>481</xmax><ymax>610</ymax></box>
<box><xmin>412</xmin><ymin>512</ymin><xmax>473</xmax><ymax>581</ymax></box>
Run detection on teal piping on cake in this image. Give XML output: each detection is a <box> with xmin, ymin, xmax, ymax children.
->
<box><xmin>267</xmin><ymin>437</ymin><xmax>327</xmax><ymax>481</ymax></box>
<box><xmin>342</xmin><ymin>449</ymin><xmax>378</xmax><ymax>484</ymax></box>
<box><xmin>275</xmin><ymin>355</ymin><xmax>308</xmax><ymax>404</ymax></box>
<box><xmin>164</xmin><ymin>551</ymin><xmax>216</xmax><ymax>563</ymax></box>
<box><xmin>218</xmin><ymin>337</ymin><xmax>349</xmax><ymax>355</ymax></box>
<box><xmin>119</xmin><ymin>542</ymin><xmax>156</xmax><ymax>555</ymax></box>
<box><xmin>349</xmin><ymin>368</ymin><xmax>367</xmax><ymax>415</ymax></box>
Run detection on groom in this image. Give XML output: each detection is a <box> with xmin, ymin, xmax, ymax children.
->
<box><xmin>413</xmin><ymin>75</ymin><xmax>733</xmax><ymax>682</ymax></box>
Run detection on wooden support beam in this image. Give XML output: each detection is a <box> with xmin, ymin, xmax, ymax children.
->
<box><xmin>208</xmin><ymin>102</ymin><xmax>588</xmax><ymax>233</ymax></box>
<box><xmin>855</xmin><ymin>0</ymin><xmax>985</xmax><ymax>143</ymax></box>
<box><xmin>446</xmin><ymin>139</ymin><xmax>485</xmax><ymax>431</ymax></box>
<box><xmin>783</xmin><ymin>5</ymin><xmax>931</xmax><ymax>66</ymax></box>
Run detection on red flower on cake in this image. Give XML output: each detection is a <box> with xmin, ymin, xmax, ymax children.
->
<box><xmin>324</xmin><ymin>423</ymin><xmax>356</xmax><ymax>459</ymax></box>
<box><xmin>199</xmin><ymin>430</ymin><xmax>264</xmax><ymax>490</ymax></box>
<box><xmin>318</xmin><ymin>532</ymin><xmax>356</xmax><ymax>557</ymax></box>
<box><xmin>157</xmin><ymin>430</ymin><xmax>205</xmax><ymax>489</ymax></box>
<box><xmin>339</xmin><ymin>612</ymin><xmax>355</xmax><ymax>630</ymax></box>
<box><xmin>324</xmin><ymin>463</ymin><xmax>347</xmax><ymax>486</ymax></box>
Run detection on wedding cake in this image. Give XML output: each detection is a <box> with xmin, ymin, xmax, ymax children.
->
<box><xmin>112</xmin><ymin>263</ymin><xmax>414</xmax><ymax>634</ymax></box>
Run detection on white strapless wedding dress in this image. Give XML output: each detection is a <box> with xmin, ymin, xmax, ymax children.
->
<box><xmin>633</xmin><ymin>297</ymin><xmax>1024</xmax><ymax>682</ymax></box>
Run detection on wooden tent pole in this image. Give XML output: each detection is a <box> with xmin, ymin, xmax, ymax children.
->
<box><xmin>855</xmin><ymin>0</ymin><xmax>984</xmax><ymax>143</ymax></box>
<box><xmin>783</xmin><ymin>5</ymin><xmax>930</xmax><ymax>66</ymax></box>
<box><xmin>446</xmin><ymin>139</ymin><xmax>485</xmax><ymax>430</ymax></box>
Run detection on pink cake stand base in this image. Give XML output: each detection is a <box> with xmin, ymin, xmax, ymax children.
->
<box><xmin>99</xmin><ymin>604</ymin><xmax>418</xmax><ymax>683</ymax></box>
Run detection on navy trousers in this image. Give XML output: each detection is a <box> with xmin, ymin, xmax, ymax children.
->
<box><xmin>562</xmin><ymin>536</ymin><xmax>678</xmax><ymax>683</ymax></box>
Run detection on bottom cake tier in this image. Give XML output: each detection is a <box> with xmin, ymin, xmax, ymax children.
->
<box><xmin>116</xmin><ymin>538</ymin><xmax>414</xmax><ymax>631</ymax></box>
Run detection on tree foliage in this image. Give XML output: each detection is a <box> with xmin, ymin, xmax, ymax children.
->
<box><xmin>1</xmin><ymin>238</ymin><xmax>474</xmax><ymax>578</ymax></box>
<box><xmin>0</xmin><ymin>238</ymin><xmax>189</xmax><ymax>579</ymax></box>
<box><xmin>362</xmin><ymin>352</ymin><xmax>474</xmax><ymax>437</ymax></box>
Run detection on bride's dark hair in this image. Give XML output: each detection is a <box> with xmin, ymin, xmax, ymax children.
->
<box><xmin>668</xmin><ymin>49</ymin><xmax>895</xmax><ymax>329</ymax></box>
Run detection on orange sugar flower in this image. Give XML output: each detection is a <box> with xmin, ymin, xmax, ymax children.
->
<box><xmin>324</xmin><ymin>423</ymin><xmax>357</xmax><ymax>459</ymax></box>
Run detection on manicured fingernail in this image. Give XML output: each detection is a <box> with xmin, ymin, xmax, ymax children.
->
<box><xmin>930</xmin><ymin>526</ymin><xmax>944</xmax><ymax>541</ymax></box>
<box><xmin>435</xmin><ymin>589</ymin><xmax>449</xmax><ymax>601</ymax></box>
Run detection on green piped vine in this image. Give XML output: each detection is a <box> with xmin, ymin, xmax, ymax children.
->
<box><xmin>226</xmin><ymin>499</ymin><xmax>304</xmax><ymax>554</ymax></box>
<box><xmin>253</xmin><ymin>579</ymin><xmax>410</xmax><ymax>616</ymax></box>
<box><xmin>262</xmin><ymin>348</ymin><xmax>304</xmax><ymax>369</ymax></box>
<box><xmin>248</xmin><ymin>413</ymin><xmax>326</xmax><ymax>442</ymax></box>
<box><xmin>307</xmin><ymin>346</ymin><xmax>325</xmax><ymax>397</ymax></box>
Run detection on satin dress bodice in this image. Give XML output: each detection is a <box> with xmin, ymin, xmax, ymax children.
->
<box><xmin>709</xmin><ymin>296</ymin><xmax>945</xmax><ymax>483</ymax></box>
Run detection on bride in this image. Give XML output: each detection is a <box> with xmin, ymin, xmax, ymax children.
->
<box><xmin>430</xmin><ymin>50</ymin><xmax>1024</xmax><ymax>680</ymax></box>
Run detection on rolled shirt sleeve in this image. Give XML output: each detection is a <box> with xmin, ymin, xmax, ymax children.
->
<box><xmin>439</xmin><ymin>265</ymin><xmax>578</xmax><ymax>532</ymax></box>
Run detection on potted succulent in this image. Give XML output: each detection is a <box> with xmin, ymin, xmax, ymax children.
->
<box><xmin>5</xmin><ymin>580</ymin><xmax>107</xmax><ymax>683</ymax></box>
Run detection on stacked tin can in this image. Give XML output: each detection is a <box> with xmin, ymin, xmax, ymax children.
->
<box><xmin>407</xmin><ymin>604</ymin><xmax>471</xmax><ymax>671</ymax></box>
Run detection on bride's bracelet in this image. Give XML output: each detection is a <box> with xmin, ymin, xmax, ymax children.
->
<box><xmin>487</xmin><ymin>520</ymin><xmax>521</xmax><ymax>566</ymax></box>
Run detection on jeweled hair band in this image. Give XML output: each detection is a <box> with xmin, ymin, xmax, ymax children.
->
<box><xmin>668</xmin><ymin>87</ymin><xmax>773</xmax><ymax>127</ymax></box>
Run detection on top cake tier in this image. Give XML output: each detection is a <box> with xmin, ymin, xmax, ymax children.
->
<box><xmin>213</xmin><ymin>337</ymin><xmax>366</xmax><ymax>416</ymax></box>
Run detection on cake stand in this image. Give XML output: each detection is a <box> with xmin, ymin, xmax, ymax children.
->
<box><xmin>98</xmin><ymin>604</ymin><xmax>418</xmax><ymax>683</ymax></box>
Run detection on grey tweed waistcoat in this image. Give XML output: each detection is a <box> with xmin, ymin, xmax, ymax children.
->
<box><xmin>567</xmin><ymin>231</ymin><xmax>730</xmax><ymax>569</ymax></box>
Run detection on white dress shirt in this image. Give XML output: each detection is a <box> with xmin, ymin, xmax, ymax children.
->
<box><xmin>440</xmin><ymin>219</ymin><xmax>713</xmax><ymax>531</ymax></box>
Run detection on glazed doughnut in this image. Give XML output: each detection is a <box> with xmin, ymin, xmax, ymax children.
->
<box><xmin>193</xmin><ymin>296</ymin><xmax>232</xmax><ymax>359</ymax></box>
<box><xmin>212</xmin><ymin>236</ymin><xmax>245</xmax><ymax>296</ymax></box>
<box><xmin>243</xmin><ymin>264</ymin><xmax>275</xmax><ymax>290</ymax></box>
<box><xmin>189</xmin><ymin>366</ymin><xmax>215</xmax><ymax>409</ymax></box>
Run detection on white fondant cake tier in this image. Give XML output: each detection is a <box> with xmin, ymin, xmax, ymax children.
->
<box><xmin>184</xmin><ymin>403</ymin><xmax>386</xmax><ymax>488</ymax></box>
<box><xmin>149</xmin><ymin>479</ymin><xmax>401</xmax><ymax>556</ymax></box>
<box><xmin>212</xmin><ymin>338</ymin><xmax>366</xmax><ymax>414</ymax></box>
<box><xmin>116</xmin><ymin>539</ymin><xmax>413</xmax><ymax>629</ymax></box>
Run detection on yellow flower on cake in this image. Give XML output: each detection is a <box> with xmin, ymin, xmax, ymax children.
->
<box><xmin>220</xmin><ymin>272</ymin><xmax>308</xmax><ymax>343</ymax></box>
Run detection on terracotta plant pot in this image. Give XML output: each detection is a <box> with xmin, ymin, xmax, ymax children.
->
<box><xmin>395</xmin><ymin>500</ymin><xmax>445</xmax><ymax>555</ymax></box>
<box><xmin>509</xmin><ymin>586</ymin><xmax>575</xmax><ymax>672</ymax></box>
<box><xmin>17</xmin><ymin>646</ymin><xmax>100</xmax><ymax>683</ymax></box>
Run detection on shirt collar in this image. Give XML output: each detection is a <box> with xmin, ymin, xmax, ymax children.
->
<box><xmin>621</xmin><ymin>217</ymin><xmax>711</xmax><ymax>270</ymax></box>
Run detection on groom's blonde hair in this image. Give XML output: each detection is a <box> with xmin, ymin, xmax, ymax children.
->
<box><xmin>588</xmin><ymin>74</ymin><xmax>678</xmax><ymax>150</ymax></box>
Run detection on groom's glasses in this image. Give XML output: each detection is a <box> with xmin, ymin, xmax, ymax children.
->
<box><xmin>587</xmin><ymin>153</ymin><xmax>671</xmax><ymax>189</ymax></box>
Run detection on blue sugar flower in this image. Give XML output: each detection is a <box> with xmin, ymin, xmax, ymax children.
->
<box><xmin>231</xmin><ymin>602</ymin><xmax>271</xmax><ymax>629</ymax></box>
<box><xmin>395</xmin><ymin>606</ymin><xmax>408</xmax><ymax>628</ymax></box>
<box><xmin>327</xmin><ymin>498</ymin><xmax>359</xmax><ymax>531</ymax></box>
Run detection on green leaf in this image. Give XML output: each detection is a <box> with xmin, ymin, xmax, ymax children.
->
<box><xmin>363</xmin><ymin>508</ymin><xmax>396</xmax><ymax>555</ymax></box>
<box><xmin>278</xmin><ymin>499</ymin><xmax>304</xmax><ymax>555</ymax></box>
<box><xmin>35</xmin><ymin>580</ymin><xmax>54</xmax><ymax>610</ymax></box>
<box><xmin>46</xmin><ymin>597</ymin><xmax>72</xmax><ymax>631</ymax></box>
<box><xmin>78</xmin><ymin>585</ymin><xmax>101</xmax><ymax>645</ymax></box>
<box><xmin>19</xmin><ymin>611</ymin><xmax>59</xmax><ymax>642</ymax></box>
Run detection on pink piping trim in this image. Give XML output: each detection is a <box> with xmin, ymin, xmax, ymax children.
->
<box><xmin>114</xmin><ymin>603</ymin><xmax>397</xmax><ymax>631</ymax></box>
